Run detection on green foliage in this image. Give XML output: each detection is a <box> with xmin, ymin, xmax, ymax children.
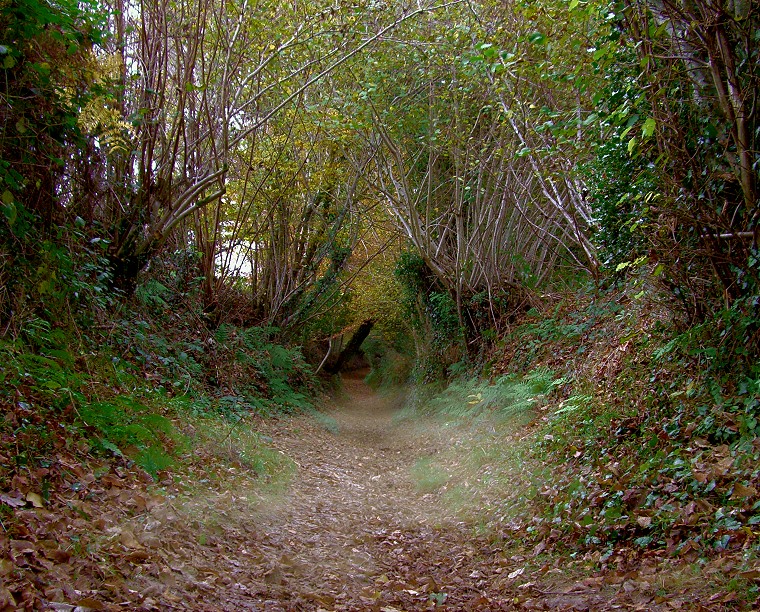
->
<box><xmin>532</xmin><ymin>359</ymin><xmax>760</xmax><ymax>558</ymax></box>
<box><xmin>395</xmin><ymin>250</ymin><xmax>430</xmax><ymax>302</ymax></box>
<box><xmin>394</xmin><ymin>250</ymin><xmax>468</xmax><ymax>381</ymax></box>
<box><xmin>285</xmin><ymin>243</ymin><xmax>353</xmax><ymax>332</ymax></box>
<box><xmin>213</xmin><ymin>324</ymin><xmax>316</xmax><ymax>415</ymax></box>
<box><xmin>0</xmin><ymin>339</ymin><xmax>82</xmax><ymax>409</ymax></box>
<box><xmin>363</xmin><ymin>335</ymin><xmax>414</xmax><ymax>390</ymax></box>
<box><xmin>0</xmin><ymin>335</ymin><xmax>185</xmax><ymax>480</ymax></box>
<box><xmin>0</xmin><ymin>0</ymin><xmax>757</xmax><ymax>593</ymax></box>
<box><xmin>135</xmin><ymin>279</ymin><xmax>172</xmax><ymax>313</ymax></box>
<box><xmin>583</xmin><ymin>137</ymin><xmax>656</xmax><ymax>269</ymax></box>
<box><xmin>411</xmin><ymin>457</ymin><xmax>450</xmax><ymax>493</ymax></box>
<box><xmin>401</xmin><ymin>368</ymin><xmax>562</xmax><ymax>424</ymax></box>
<box><xmin>1</xmin><ymin>213</ymin><xmax>115</xmax><ymax>347</ymax></box>
<box><xmin>0</xmin><ymin>0</ymin><xmax>106</xmax><ymax>217</ymax></box>
<box><xmin>574</xmin><ymin>28</ymin><xmax>658</xmax><ymax>271</ymax></box>
<box><xmin>0</xmin><ymin>219</ymin><xmax>324</xmax><ymax>500</ymax></box>
<box><xmin>428</xmin><ymin>291</ymin><xmax>460</xmax><ymax>339</ymax></box>
<box><xmin>505</xmin><ymin>297</ymin><xmax>623</xmax><ymax>371</ymax></box>
<box><xmin>79</xmin><ymin>397</ymin><xmax>183</xmax><ymax>477</ymax></box>
<box><xmin>475</xmin><ymin>282</ymin><xmax>760</xmax><ymax>569</ymax></box>
<box><xmin>187</xmin><ymin>414</ymin><xmax>295</xmax><ymax>482</ymax></box>
<box><xmin>109</xmin><ymin>317</ymin><xmax>203</xmax><ymax>393</ymax></box>
<box><xmin>616</xmin><ymin>0</ymin><xmax>759</xmax><ymax>315</ymax></box>
<box><xmin>652</xmin><ymin>292</ymin><xmax>760</xmax><ymax>385</ymax></box>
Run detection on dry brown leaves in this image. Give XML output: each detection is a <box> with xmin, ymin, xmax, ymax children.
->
<box><xmin>2</xmin><ymin>372</ymin><xmax>750</xmax><ymax>610</ymax></box>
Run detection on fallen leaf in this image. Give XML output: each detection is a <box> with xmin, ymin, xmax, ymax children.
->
<box><xmin>0</xmin><ymin>492</ymin><xmax>25</xmax><ymax>508</ymax></box>
<box><xmin>117</xmin><ymin>529</ymin><xmax>141</xmax><ymax>549</ymax></box>
<box><xmin>508</xmin><ymin>567</ymin><xmax>525</xmax><ymax>579</ymax></box>
<box><xmin>739</xmin><ymin>568</ymin><xmax>760</xmax><ymax>581</ymax></box>
<box><xmin>0</xmin><ymin>558</ymin><xmax>13</xmax><ymax>577</ymax></box>
<box><xmin>0</xmin><ymin>587</ymin><xmax>17</xmax><ymax>609</ymax></box>
<box><xmin>636</xmin><ymin>516</ymin><xmax>652</xmax><ymax>528</ymax></box>
<box><xmin>622</xmin><ymin>580</ymin><xmax>637</xmax><ymax>593</ymax></box>
<box><xmin>11</xmin><ymin>539</ymin><xmax>35</xmax><ymax>555</ymax></box>
<box><xmin>75</xmin><ymin>597</ymin><xmax>105</xmax><ymax>610</ymax></box>
<box><xmin>124</xmin><ymin>550</ymin><xmax>151</xmax><ymax>563</ymax></box>
<box><xmin>730</xmin><ymin>483</ymin><xmax>757</xmax><ymax>500</ymax></box>
<box><xmin>99</xmin><ymin>474</ymin><xmax>124</xmax><ymax>488</ymax></box>
<box><xmin>48</xmin><ymin>549</ymin><xmax>72</xmax><ymax>563</ymax></box>
<box><xmin>26</xmin><ymin>491</ymin><xmax>44</xmax><ymax>508</ymax></box>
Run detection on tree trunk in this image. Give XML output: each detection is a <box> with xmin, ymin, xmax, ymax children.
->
<box><xmin>328</xmin><ymin>319</ymin><xmax>375</xmax><ymax>373</ymax></box>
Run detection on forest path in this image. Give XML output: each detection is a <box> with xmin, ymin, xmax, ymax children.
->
<box><xmin>122</xmin><ymin>372</ymin><xmax>622</xmax><ymax>611</ymax></box>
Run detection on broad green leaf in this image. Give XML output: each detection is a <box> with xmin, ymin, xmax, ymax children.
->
<box><xmin>627</xmin><ymin>137</ymin><xmax>637</xmax><ymax>154</ymax></box>
<box><xmin>528</xmin><ymin>32</ymin><xmax>546</xmax><ymax>45</ymax></box>
<box><xmin>2</xmin><ymin>202</ymin><xmax>16</xmax><ymax>225</ymax></box>
<box><xmin>642</xmin><ymin>117</ymin><xmax>656</xmax><ymax>138</ymax></box>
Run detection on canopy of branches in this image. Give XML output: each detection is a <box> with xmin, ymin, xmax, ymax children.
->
<box><xmin>1</xmin><ymin>0</ymin><xmax>757</xmax><ymax>341</ymax></box>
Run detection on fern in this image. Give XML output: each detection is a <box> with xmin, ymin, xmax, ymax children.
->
<box><xmin>135</xmin><ymin>279</ymin><xmax>171</xmax><ymax>310</ymax></box>
<box><xmin>22</xmin><ymin>316</ymin><xmax>52</xmax><ymax>347</ymax></box>
<box><xmin>269</xmin><ymin>345</ymin><xmax>293</xmax><ymax>371</ymax></box>
<box><xmin>241</xmin><ymin>326</ymin><xmax>270</xmax><ymax>350</ymax></box>
<box><xmin>210</xmin><ymin>323</ymin><xmax>316</xmax><ymax>416</ymax></box>
<box><xmin>14</xmin><ymin>352</ymin><xmax>80</xmax><ymax>393</ymax></box>
<box><xmin>411</xmin><ymin>368</ymin><xmax>563</xmax><ymax>423</ymax></box>
<box><xmin>42</xmin><ymin>348</ymin><xmax>76</xmax><ymax>368</ymax></box>
<box><xmin>214</xmin><ymin>323</ymin><xmax>233</xmax><ymax>344</ymax></box>
<box><xmin>77</xmin><ymin>95</ymin><xmax>134</xmax><ymax>156</ymax></box>
<box><xmin>78</xmin><ymin>397</ymin><xmax>184</xmax><ymax>477</ymax></box>
<box><xmin>135</xmin><ymin>445</ymin><xmax>174</xmax><ymax>477</ymax></box>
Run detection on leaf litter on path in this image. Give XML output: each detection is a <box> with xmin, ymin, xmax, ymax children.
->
<box><xmin>2</xmin><ymin>371</ymin><xmax>719</xmax><ymax>610</ymax></box>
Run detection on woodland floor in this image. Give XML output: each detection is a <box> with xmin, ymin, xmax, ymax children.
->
<box><xmin>78</xmin><ymin>370</ymin><xmax>708</xmax><ymax>612</ymax></box>
<box><xmin>14</xmin><ymin>372</ymin><xmax>724</xmax><ymax>611</ymax></box>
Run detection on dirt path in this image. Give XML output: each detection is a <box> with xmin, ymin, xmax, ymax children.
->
<box><xmin>117</xmin><ymin>372</ymin><xmax>623</xmax><ymax>611</ymax></box>
<box><xmin>243</xmin><ymin>371</ymin><xmax>508</xmax><ymax>610</ymax></box>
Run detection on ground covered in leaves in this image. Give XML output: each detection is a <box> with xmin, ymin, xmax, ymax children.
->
<box><xmin>5</xmin><ymin>369</ymin><xmax>750</xmax><ymax>610</ymax></box>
